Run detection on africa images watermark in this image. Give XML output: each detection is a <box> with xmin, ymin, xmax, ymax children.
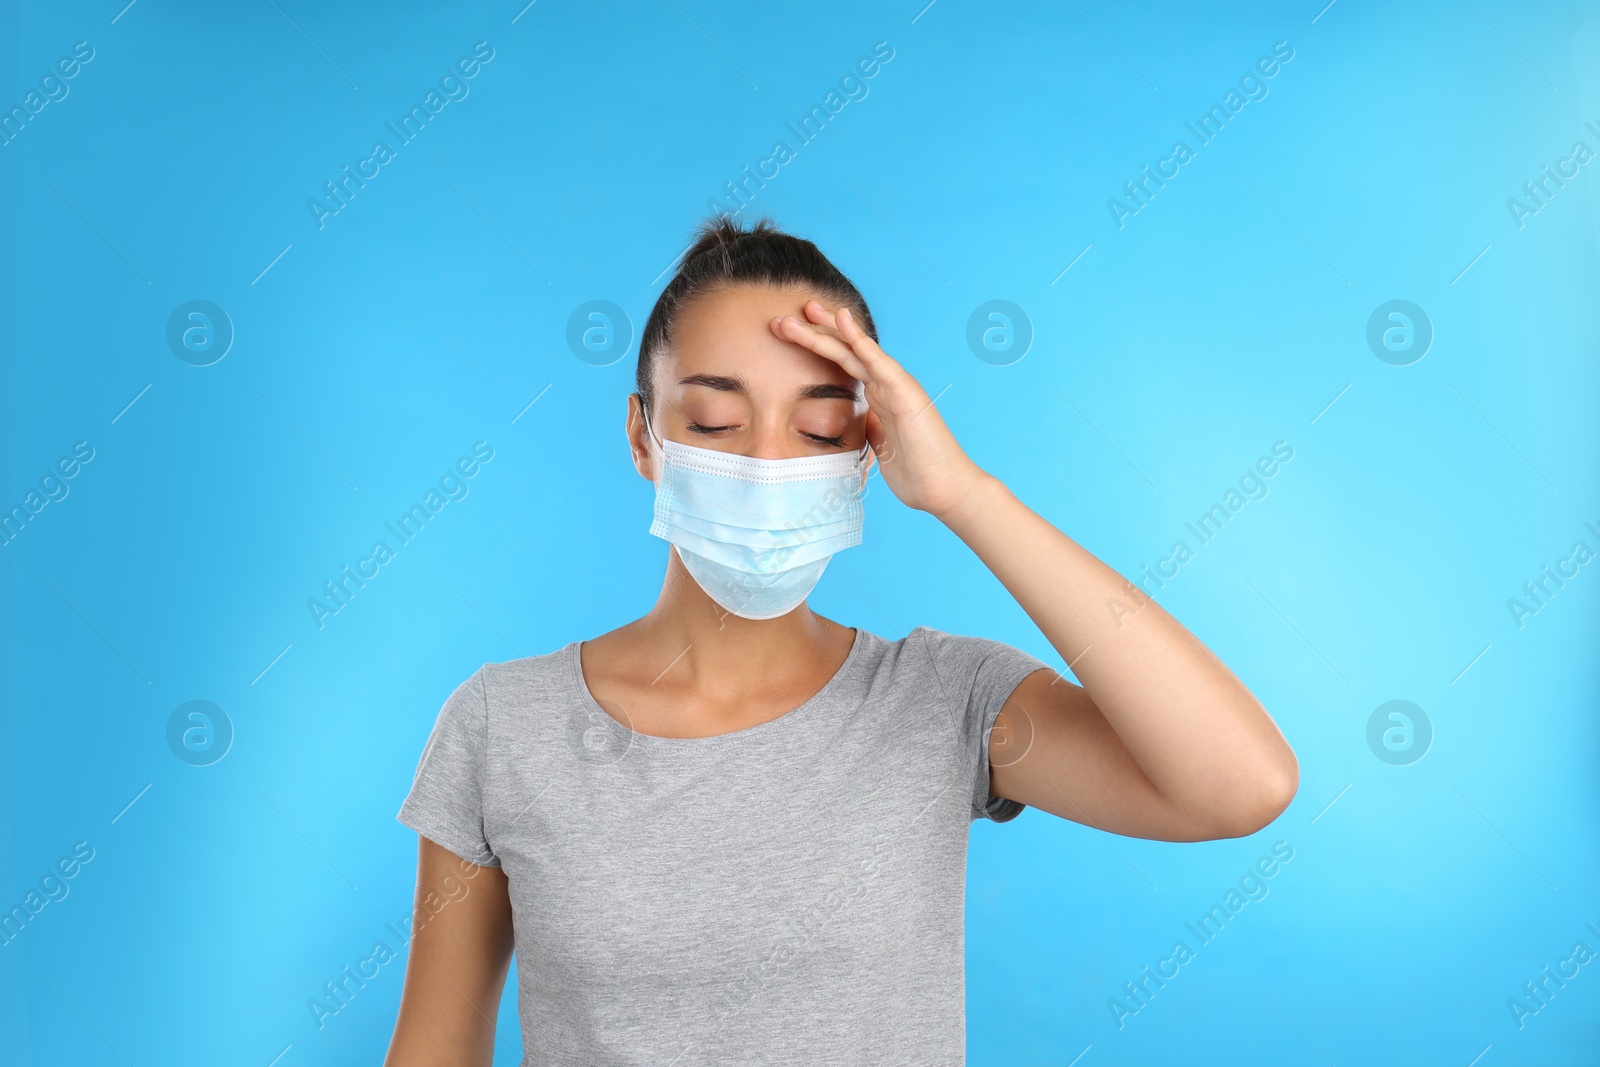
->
<box><xmin>1106</xmin><ymin>441</ymin><xmax>1295</xmax><ymax>627</ymax></box>
<box><xmin>1107</xmin><ymin>40</ymin><xmax>1296</xmax><ymax>230</ymax></box>
<box><xmin>306</xmin><ymin>442</ymin><xmax>495</xmax><ymax>630</ymax></box>
<box><xmin>704</xmin><ymin>40</ymin><xmax>895</xmax><ymax>221</ymax></box>
<box><xmin>1505</xmin><ymin>519</ymin><xmax>1599</xmax><ymax>631</ymax></box>
<box><xmin>1505</xmin><ymin>918</ymin><xmax>1600</xmax><ymax>1032</ymax></box>
<box><xmin>306</xmin><ymin>852</ymin><xmax>488</xmax><ymax>1030</ymax></box>
<box><xmin>1505</xmin><ymin>117</ymin><xmax>1600</xmax><ymax>231</ymax></box>
<box><xmin>1108</xmin><ymin>840</ymin><xmax>1296</xmax><ymax>1029</ymax></box>
<box><xmin>307</xmin><ymin>41</ymin><xmax>497</xmax><ymax>230</ymax></box>
<box><xmin>1</xmin><ymin>840</ymin><xmax>96</xmax><ymax>949</ymax></box>
<box><xmin>0</xmin><ymin>39</ymin><xmax>96</xmax><ymax>149</ymax></box>
<box><xmin>0</xmin><ymin>440</ymin><xmax>96</xmax><ymax>549</ymax></box>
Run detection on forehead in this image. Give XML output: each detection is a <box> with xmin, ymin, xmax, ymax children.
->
<box><xmin>659</xmin><ymin>285</ymin><xmax>856</xmax><ymax>392</ymax></box>
<box><xmin>670</xmin><ymin>285</ymin><xmax>806</xmax><ymax>349</ymax></box>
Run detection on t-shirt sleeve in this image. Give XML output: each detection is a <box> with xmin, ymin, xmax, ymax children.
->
<box><xmin>914</xmin><ymin>626</ymin><xmax>1054</xmax><ymax>823</ymax></box>
<box><xmin>396</xmin><ymin>664</ymin><xmax>501</xmax><ymax>868</ymax></box>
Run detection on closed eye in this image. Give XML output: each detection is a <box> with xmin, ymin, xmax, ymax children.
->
<box><xmin>686</xmin><ymin>423</ymin><xmax>847</xmax><ymax>448</ymax></box>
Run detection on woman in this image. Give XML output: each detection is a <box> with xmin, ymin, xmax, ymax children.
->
<box><xmin>385</xmin><ymin>216</ymin><xmax>1298</xmax><ymax>1065</ymax></box>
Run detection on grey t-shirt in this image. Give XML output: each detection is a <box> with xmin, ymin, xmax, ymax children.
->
<box><xmin>396</xmin><ymin>623</ymin><xmax>1052</xmax><ymax>1066</ymax></box>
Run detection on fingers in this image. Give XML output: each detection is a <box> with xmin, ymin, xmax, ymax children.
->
<box><xmin>800</xmin><ymin>299</ymin><xmax>871</xmax><ymax>359</ymax></box>
<box><xmin>831</xmin><ymin>305</ymin><xmax>873</xmax><ymax>354</ymax></box>
<box><xmin>809</xmin><ymin>300</ymin><xmax>899</xmax><ymax>377</ymax></box>
<box><xmin>801</xmin><ymin>299</ymin><xmax>838</xmax><ymax>331</ymax></box>
<box><xmin>772</xmin><ymin>314</ymin><xmax>871</xmax><ymax>381</ymax></box>
<box><xmin>773</xmin><ymin>300</ymin><xmax>927</xmax><ymax>420</ymax></box>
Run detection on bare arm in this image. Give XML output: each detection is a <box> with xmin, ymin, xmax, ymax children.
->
<box><xmin>772</xmin><ymin>298</ymin><xmax>1298</xmax><ymax>842</ymax></box>
<box><xmin>962</xmin><ymin>473</ymin><xmax>1297</xmax><ymax>841</ymax></box>
<box><xmin>384</xmin><ymin>836</ymin><xmax>515</xmax><ymax>1067</ymax></box>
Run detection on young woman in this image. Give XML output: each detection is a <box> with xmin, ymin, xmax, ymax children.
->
<box><xmin>385</xmin><ymin>216</ymin><xmax>1298</xmax><ymax>1065</ymax></box>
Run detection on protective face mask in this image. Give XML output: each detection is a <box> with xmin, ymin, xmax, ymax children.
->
<box><xmin>641</xmin><ymin>403</ymin><xmax>873</xmax><ymax>620</ymax></box>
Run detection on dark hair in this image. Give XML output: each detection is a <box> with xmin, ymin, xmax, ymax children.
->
<box><xmin>633</xmin><ymin>214</ymin><xmax>876</xmax><ymax>425</ymax></box>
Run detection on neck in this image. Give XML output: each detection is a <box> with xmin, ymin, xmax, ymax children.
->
<box><xmin>631</xmin><ymin>545</ymin><xmax>849</xmax><ymax>678</ymax></box>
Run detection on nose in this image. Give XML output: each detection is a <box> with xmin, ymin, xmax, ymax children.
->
<box><xmin>744</xmin><ymin>415</ymin><xmax>806</xmax><ymax>461</ymax></box>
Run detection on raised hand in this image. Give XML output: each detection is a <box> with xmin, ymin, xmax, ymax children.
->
<box><xmin>770</xmin><ymin>298</ymin><xmax>991</xmax><ymax>520</ymax></box>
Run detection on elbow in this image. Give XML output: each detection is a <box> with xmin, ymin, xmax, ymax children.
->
<box><xmin>1205</xmin><ymin>745</ymin><xmax>1300</xmax><ymax>840</ymax></box>
<box><xmin>1235</xmin><ymin>746</ymin><xmax>1300</xmax><ymax>837</ymax></box>
<box><xmin>1253</xmin><ymin>763</ymin><xmax>1299</xmax><ymax>834</ymax></box>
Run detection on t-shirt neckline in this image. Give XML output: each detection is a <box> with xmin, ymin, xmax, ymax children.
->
<box><xmin>569</xmin><ymin>626</ymin><xmax>868</xmax><ymax>747</ymax></box>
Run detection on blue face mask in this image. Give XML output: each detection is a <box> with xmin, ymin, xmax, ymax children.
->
<box><xmin>641</xmin><ymin>402</ymin><xmax>873</xmax><ymax>620</ymax></box>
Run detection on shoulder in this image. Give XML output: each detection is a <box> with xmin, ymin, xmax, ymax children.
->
<box><xmin>861</xmin><ymin>625</ymin><xmax>1051</xmax><ymax>687</ymax></box>
<box><xmin>898</xmin><ymin>625</ymin><xmax>1055</xmax><ymax>700</ymax></box>
<box><xmin>420</xmin><ymin>644</ymin><xmax>579</xmax><ymax>732</ymax></box>
<box><xmin>476</xmin><ymin>641</ymin><xmax>579</xmax><ymax>714</ymax></box>
<box><xmin>903</xmin><ymin>624</ymin><xmax>1047</xmax><ymax>663</ymax></box>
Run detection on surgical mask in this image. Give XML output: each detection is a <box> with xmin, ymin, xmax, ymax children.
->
<box><xmin>641</xmin><ymin>402</ymin><xmax>873</xmax><ymax>620</ymax></box>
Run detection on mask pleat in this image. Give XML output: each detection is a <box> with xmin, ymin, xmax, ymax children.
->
<box><xmin>648</xmin><ymin>437</ymin><xmax>870</xmax><ymax>617</ymax></box>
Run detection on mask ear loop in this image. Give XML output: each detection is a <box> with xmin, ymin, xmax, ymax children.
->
<box><xmin>637</xmin><ymin>395</ymin><xmax>671</xmax><ymax>499</ymax></box>
<box><xmin>853</xmin><ymin>436</ymin><xmax>877</xmax><ymax>492</ymax></box>
<box><xmin>636</xmin><ymin>393</ymin><xmax>665</xmax><ymax>451</ymax></box>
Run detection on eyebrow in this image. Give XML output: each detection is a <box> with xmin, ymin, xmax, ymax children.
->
<box><xmin>678</xmin><ymin>373</ymin><xmax>858</xmax><ymax>402</ymax></box>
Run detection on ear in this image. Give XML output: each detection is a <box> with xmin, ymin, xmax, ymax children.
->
<box><xmin>627</xmin><ymin>393</ymin><xmax>657</xmax><ymax>482</ymax></box>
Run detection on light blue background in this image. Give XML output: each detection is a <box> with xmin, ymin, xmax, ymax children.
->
<box><xmin>4</xmin><ymin>1</ymin><xmax>1599</xmax><ymax>1064</ymax></box>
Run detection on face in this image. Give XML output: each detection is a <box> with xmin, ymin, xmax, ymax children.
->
<box><xmin>630</xmin><ymin>285</ymin><xmax>875</xmax><ymax>484</ymax></box>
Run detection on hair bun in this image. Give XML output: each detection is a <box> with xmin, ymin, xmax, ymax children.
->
<box><xmin>681</xmin><ymin>214</ymin><xmax>780</xmax><ymax>271</ymax></box>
